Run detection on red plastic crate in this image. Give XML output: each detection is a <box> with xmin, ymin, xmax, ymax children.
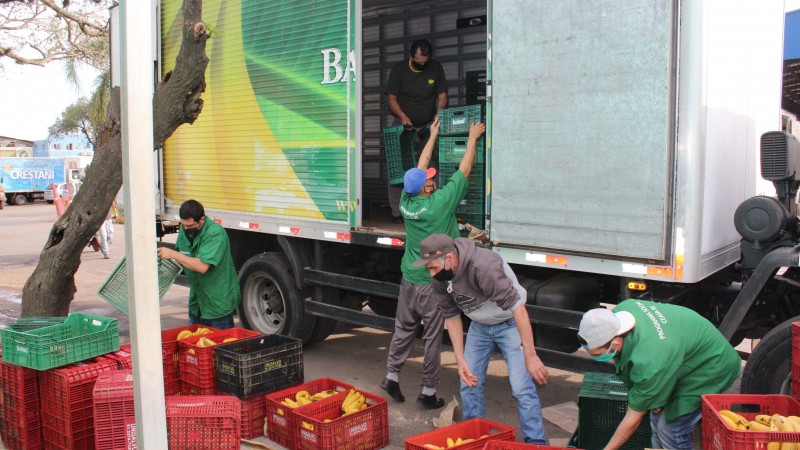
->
<box><xmin>181</xmin><ymin>380</ymin><xmax>217</xmax><ymax>396</ymax></box>
<box><xmin>0</xmin><ymin>346</ymin><xmax>44</xmax><ymax>450</ymax></box>
<box><xmin>39</xmin><ymin>357</ymin><xmax>119</xmax><ymax>450</ymax></box>
<box><xmin>162</xmin><ymin>325</ymin><xmax>221</xmax><ymax>373</ymax></box>
<box><xmin>793</xmin><ymin>322</ymin><xmax>800</xmax><ymax>402</ymax></box>
<box><xmin>483</xmin><ymin>441</ymin><xmax>577</xmax><ymax>450</ymax></box>
<box><xmin>234</xmin><ymin>393</ymin><xmax>268</xmax><ymax>439</ymax></box>
<box><xmin>101</xmin><ymin>343</ymin><xmax>133</xmax><ymax>369</ymax></box>
<box><xmin>179</xmin><ymin>327</ymin><xmax>261</xmax><ymax>388</ymax></box>
<box><xmin>166</xmin><ymin>395</ymin><xmax>241</xmax><ymax>449</ymax></box>
<box><xmin>265</xmin><ymin>378</ymin><xmax>354</xmax><ymax>449</ymax></box>
<box><xmin>93</xmin><ymin>370</ymin><xmax>136</xmax><ymax>450</ymax></box>
<box><xmin>702</xmin><ymin>394</ymin><xmax>800</xmax><ymax>450</ymax></box>
<box><xmin>292</xmin><ymin>388</ymin><xmax>389</xmax><ymax>450</ymax></box>
<box><xmin>405</xmin><ymin>418</ymin><xmax>516</xmax><ymax>450</ymax></box>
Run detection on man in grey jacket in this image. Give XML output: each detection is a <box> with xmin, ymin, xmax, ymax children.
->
<box><xmin>413</xmin><ymin>233</ymin><xmax>549</xmax><ymax>445</ymax></box>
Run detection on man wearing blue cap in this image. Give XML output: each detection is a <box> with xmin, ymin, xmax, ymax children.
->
<box><xmin>381</xmin><ymin>116</ymin><xmax>485</xmax><ymax>409</ymax></box>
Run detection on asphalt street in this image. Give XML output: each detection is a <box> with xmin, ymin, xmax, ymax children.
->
<box><xmin>0</xmin><ymin>202</ymin><xmax>595</xmax><ymax>449</ymax></box>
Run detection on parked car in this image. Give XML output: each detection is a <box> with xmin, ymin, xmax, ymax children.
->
<box><xmin>44</xmin><ymin>182</ymin><xmax>76</xmax><ymax>204</ymax></box>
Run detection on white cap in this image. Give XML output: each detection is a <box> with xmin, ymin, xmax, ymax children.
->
<box><xmin>578</xmin><ymin>308</ymin><xmax>636</xmax><ymax>349</ymax></box>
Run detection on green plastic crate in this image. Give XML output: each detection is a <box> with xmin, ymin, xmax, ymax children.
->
<box><xmin>0</xmin><ymin>313</ymin><xmax>119</xmax><ymax>370</ymax></box>
<box><xmin>439</xmin><ymin>105</ymin><xmax>484</xmax><ymax>136</ymax></box>
<box><xmin>438</xmin><ymin>136</ymin><xmax>485</xmax><ymax>164</ymax></box>
<box><xmin>98</xmin><ymin>256</ymin><xmax>183</xmax><ymax>315</ymax></box>
<box><xmin>0</xmin><ymin>317</ymin><xmax>66</xmax><ymax>345</ymax></box>
<box><xmin>383</xmin><ymin>125</ymin><xmax>419</xmax><ymax>186</ymax></box>
<box><xmin>577</xmin><ymin>372</ymin><xmax>652</xmax><ymax>450</ymax></box>
<box><xmin>438</xmin><ymin>163</ymin><xmax>485</xmax><ymax>232</ymax></box>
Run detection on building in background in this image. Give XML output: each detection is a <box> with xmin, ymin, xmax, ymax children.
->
<box><xmin>0</xmin><ymin>136</ymin><xmax>35</xmax><ymax>157</ymax></box>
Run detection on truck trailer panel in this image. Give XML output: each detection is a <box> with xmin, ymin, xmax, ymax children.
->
<box><xmin>160</xmin><ymin>0</ymin><xmax>355</xmax><ymax>229</ymax></box>
<box><xmin>490</xmin><ymin>0</ymin><xmax>784</xmax><ymax>284</ymax></box>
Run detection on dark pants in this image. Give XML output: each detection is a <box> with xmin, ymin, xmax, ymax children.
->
<box><xmin>189</xmin><ymin>311</ymin><xmax>235</xmax><ymax>330</ymax></box>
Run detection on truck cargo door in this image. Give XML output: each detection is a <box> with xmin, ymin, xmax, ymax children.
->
<box><xmin>161</xmin><ymin>0</ymin><xmax>356</xmax><ymax>224</ymax></box>
<box><xmin>489</xmin><ymin>1</ymin><xmax>675</xmax><ymax>261</ymax></box>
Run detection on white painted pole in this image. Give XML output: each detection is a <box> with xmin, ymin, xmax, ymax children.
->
<box><xmin>119</xmin><ymin>0</ymin><xmax>168</xmax><ymax>446</ymax></box>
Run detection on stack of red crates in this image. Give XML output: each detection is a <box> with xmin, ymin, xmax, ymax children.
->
<box><xmin>793</xmin><ymin>322</ymin><xmax>800</xmax><ymax>400</ymax></box>
<box><xmin>0</xmin><ymin>346</ymin><xmax>44</xmax><ymax>450</ymax></box>
<box><xmin>162</xmin><ymin>325</ymin><xmax>220</xmax><ymax>395</ymax></box>
<box><xmin>166</xmin><ymin>395</ymin><xmax>241</xmax><ymax>449</ymax></box>
<box><xmin>93</xmin><ymin>370</ymin><xmax>136</xmax><ymax>449</ymax></box>
<box><xmin>100</xmin><ymin>343</ymin><xmax>133</xmax><ymax>369</ymax></box>
<box><xmin>39</xmin><ymin>356</ymin><xmax>119</xmax><ymax>450</ymax></box>
<box><xmin>178</xmin><ymin>327</ymin><xmax>260</xmax><ymax>395</ymax></box>
<box><xmin>292</xmin><ymin>387</ymin><xmax>389</xmax><ymax>450</ymax></box>
<box><xmin>265</xmin><ymin>378</ymin><xmax>354</xmax><ymax>448</ymax></box>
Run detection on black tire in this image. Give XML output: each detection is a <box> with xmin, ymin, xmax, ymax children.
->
<box><xmin>236</xmin><ymin>253</ymin><xmax>312</xmax><ymax>341</ymax></box>
<box><xmin>740</xmin><ymin>316</ymin><xmax>796</xmax><ymax>395</ymax></box>
<box><xmin>13</xmin><ymin>194</ymin><xmax>27</xmax><ymax>206</ymax></box>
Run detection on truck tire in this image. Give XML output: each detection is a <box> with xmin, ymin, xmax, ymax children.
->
<box><xmin>740</xmin><ymin>316</ymin><xmax>795</xmax><ymax>395</ymax></box>
<box><xmin>13</xmin><ymin>194</ymin><xmax>27</xmax><ymax>206</ymax></box>
<box><xmin>237</xmin><ymin>252</ymin><xmax>312</xmax><ymax>342</ymax></box>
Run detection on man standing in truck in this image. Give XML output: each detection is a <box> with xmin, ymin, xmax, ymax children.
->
<box><xmin>415</xmin><ymin>233</ymin><xmax>549</xmax><ymax>445</ymax></box>
<box><xmin>385</xmin><ymin>38</ymin><xmax>448</xmax><ymax>222</ymax></box>
<box><xmin>577</xmin><ymin>301</ymin><xmax>741</xmax><ymax>449</ymax></box>
<box><xmin>157</xmin><ymin>199</ymin><xmax>241</xmax><ymax>329</ymax></box>
<box><xmin>381</xmin><ymin>118</ymin><xmax>485</xmax><ymax>409</ymax></box>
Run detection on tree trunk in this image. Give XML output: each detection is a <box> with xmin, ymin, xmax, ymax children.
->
<box><xmin>21</xmin><ymin>0</ymin><xmax>209</xmax><ymax>317</ymax></box>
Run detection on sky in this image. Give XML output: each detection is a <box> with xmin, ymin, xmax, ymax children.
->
<box><xmin>1</xmin><ymin>1</ymin><xmax>799</xmax><ymax>142</ymax></box>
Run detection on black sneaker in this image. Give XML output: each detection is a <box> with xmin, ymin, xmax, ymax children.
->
<box><xmin>380</xmin><ymin>378</ymin><xmax>405</xmax><ymax>402</ymax></box>
<box><xmin>417</xmin><ymin>393</ymin><xmax>445</xmax><ymax>410</ymax></box>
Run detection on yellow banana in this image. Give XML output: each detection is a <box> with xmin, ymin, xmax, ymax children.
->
<box><xmin>456</xmin><ymin>437</ymin><xmax>463</xmax><ymax>446</ymax></box>
<box><xmin>295</xmin><ymin>390</ymin><xmax>310</xmax><ymax>402</ymax></box>
<box><xmin>751</xmin><ymin>420</ymin><xmax>772</xmax><ymax>431</ymax></box>
<box><xmin>446</xmin><ymin>437</ymin><xmax>455</xmax><ymax>448</ymax></box>
<box><xmin>719</xmin><ymin>414</ymin><xmax>739</xmax><ymax>430</ymax></box>
<box><xmin>720</xmin><ymin>410</ymin><xmax>750</xmax><ymax>430</ymax></box>
<box><xmin>281</xmin><ymin>397</ymin><xmax>299</xmax><ymax>408</ymax></box>
<box><xmin>768</xmin><ymin>421</ymin><xmax>781</xmax><ymax>450</ymax></box>
<box><xmin>222</xmin><ymin>337</ymin><xmax>238</xmax><ymax>343</ymax></box>
<box><xmin>757</xmin><ymin>415</ymin><xmax>774</xmax><ymax>426</ymax></box>
<box><xmin>301</xmin><ymin>421</ymin><xmax>314</xmax><ymax>431</ymax></box>
<box><xmin>788</xmin><ymin>416</ymin><xmax>800</xmax><ymax>432</ymax></box>
<box><xmin>177</xmin><ymin>330</ymin><xmax>193</xmax><ymax>340</ymax></box>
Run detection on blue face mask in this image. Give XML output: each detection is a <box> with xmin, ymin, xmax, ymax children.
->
<box><xmin>592</xmin><ymin>341</ymin><xmax>618</xmax><ymax>362</ymax></box>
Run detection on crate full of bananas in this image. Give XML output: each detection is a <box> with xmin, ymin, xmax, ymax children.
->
<box><xmin>177</xmin><ymin>327</ymin><xmax>262</xmax><ymax>390</ymax></box>
<box><xmin>292</xmin><ymin>388</ymin><xmax>389</xmax><ymax>450</ymax></box>
<box><xmin>405</xmin><ymin>418</ymin><xmax>516</xmax><ymax>450</ymax></box>
<box><xmin>702</xmin><ymin>394</ymin><xmax>800</xmax><ymax>449</ymax></box>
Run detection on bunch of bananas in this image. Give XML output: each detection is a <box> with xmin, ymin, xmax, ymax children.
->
<box><xmin>421</xmin><ymin>435</ymin><xmax>490</xmax><ymax>449</ymax></box>
<box><xmin>719</xmin><ymin>410</ymin><xmax>800</xmax><ymax>450</ymax></box>
<box><xmin>280</xmin><ymin>389</ymin><xmax>339</xmax><ymax>408</ymax></box>
<box><xmin>340</xmin><ymin>388</ymin><xmax>368</xmax><ymax>416</ymax></box>
<box><xmin>195</xmin><ymin>337</ymin><xmax>218</xmax><ymax>348</ymax></box>
<box><xmin>176</xmin><ymin>327</ymin><xmax>213</xmax><ymax>341</ymax></box>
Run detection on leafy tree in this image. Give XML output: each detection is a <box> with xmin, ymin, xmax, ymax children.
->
<box><xmin>49</xmin><ymin>69</ymin><xmax>110</xmax><ymax>149</ymax></box>
<box><xmin>6</xmin><ymin>0</ymin><xmax>210</xmax><ymax>317</ymax></box>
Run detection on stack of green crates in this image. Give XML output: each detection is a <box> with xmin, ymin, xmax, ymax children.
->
<box><xmin>438</xmin><ymin>104</ymin><xmax>485</xmax><ymax>233</ymax></box>
<box><xmin>575</xmin><ymin>372</ymin><xmax>652</xmax><ymax>450</ymax></box>
<box><xmin>466</xmin><ymin>70</ymin><xmax>486</xmax><ymax>106</ymax></box>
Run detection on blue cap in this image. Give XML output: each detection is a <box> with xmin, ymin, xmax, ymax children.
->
<box><xmin>403</xmin><ymin>167</ymin><xmax>437</xmax><ymax>195</ymax></box>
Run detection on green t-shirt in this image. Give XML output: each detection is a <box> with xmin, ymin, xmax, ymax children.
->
<box><xmin>400</xmin><ymin>170</ymin><xmax>468</xmax><ymax>284</ymax></box>
<box><xmin>175</xmin><ymin>218</ymin><xmax>241</xmax><ymax>319</ymax></box>
<box><xmin>612</xmin><ymin>299</ymin><xmax>741</xmax><ymax>421</ymax></box>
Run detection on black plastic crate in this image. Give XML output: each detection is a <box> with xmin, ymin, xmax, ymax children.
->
<box><xmin>577</xmin><ymin>373</ymin><xmax>652</xmax><ymax>450</ymax></box>
<box><xmin>214</xmin><ymin>334</ymin><xmax>303</xmax><ymax>398</ymax></box>
<box><xmin>466</xmin><ymin>70</ymin><xmax>486</xmax><ymax>105</ymax></box>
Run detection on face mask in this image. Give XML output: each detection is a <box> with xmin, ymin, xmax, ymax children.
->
<box><xmin>184</xmin><ymin>222</ymin><xmax>202</xmax><ymax>242</ymax></box>
<box><xmin>433</xmin><ymin>268</ymin><xmax>454</xmax><ymax>282</ymax></box>
<box><xmin>592</xmin><ymin>342</ymin><xmax>618</xmax><ymax>362</ymax></box>
<box><xmin>411</xmin><ymin>60</ymin><xmax>428</xmax><ymax>71</ymax></box>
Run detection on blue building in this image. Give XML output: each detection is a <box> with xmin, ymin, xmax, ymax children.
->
<box><xmin>32</xmin><ymin>134</ymin><xmax>94</xmax><ymax>159</ymax></box>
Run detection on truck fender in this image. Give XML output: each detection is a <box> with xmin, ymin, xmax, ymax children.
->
<box><xmin>277</xmin><ymin>235</ymin><xmax>312</xmax><ymax>291</ymax></box>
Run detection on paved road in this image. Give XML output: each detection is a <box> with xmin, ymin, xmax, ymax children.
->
<box><xmin>0</xmin><ymin>203</ymin><xmax>586</xmax><ymax>449</ymax></box>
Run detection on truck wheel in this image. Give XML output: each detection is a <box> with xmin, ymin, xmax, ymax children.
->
<box><xmin>237</xmin><ymin>252</ymin><xmax>311</xmax><ymax>341</ymax></box>
<box><xmin>740</xmin><ymin>317</ymin><xmax>795</xmax><ymax>395</ymax></box>
<box><xmin>13</xmin><ymin>194</ymin><xmax>27</xmax><ymax>205</ymax></box>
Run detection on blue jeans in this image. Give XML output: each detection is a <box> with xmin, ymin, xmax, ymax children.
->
<box><xmin>461</xmin><ymin>319</ymin><xmax>546</xmax><ymax>444</ymax></box>
<box><xmin>189</xmin><ymin>311</ymin><xmax>234</xmax><ymax>330</ymax></box>
<box><xmin>650</xmin><ymin>408</ymin><xmax>702</xmax><ymax>450</ymax></box>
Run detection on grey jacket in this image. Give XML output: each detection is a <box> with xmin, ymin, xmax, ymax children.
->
<box><xmin>431</xmin><ymin>238</ymin><xmax>527</xmax><ymax>324</ymax></box>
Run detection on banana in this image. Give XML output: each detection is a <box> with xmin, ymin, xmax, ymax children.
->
<box><xmin>423</xmin><ymin>445</ymin><xmax>441</xmax><ymax>450</ymax></box>
<box><xmin>301</xmin><ymin>421</ymin><xmax>315</xmax><ymax>431</ymax></box>
<box><xmin>446</xmin><ymin>437</ymin><xmax>455</xmax><ymax>448</ymax></box>
<box><xmin>768</xmin><ymin>421</ymin><xmax>781</xmax><ymax>450</ymax></box>
<box><xmin>719</xmin><ymin>414</ymin><xmax>739</xmax><ymax>430</ymax></box>
<box><xmin>772</xmin><ymin>416</ymin><xmax>797</xmax><ymax>450</ymax></box>
<box><xmin>456</xmin><ymin>438</ymin><xmax>463</xmax><ymax>446</ymax></box>
<box><xmin>195</xmin><ymin>327</ymin><xmax>211</xmax><ymax>335</ymax></box>
<box><xmin>177</xmin><ymin>330</ymin><xmax>193</xmax><ymax>340</ymax></box>
<box><xmin>750</xmin><ymin>420</ymin><xmax>772</xmax><ymax>431</ymax></box>
<box><xmin>281</xmin><ymin>397</ymin><xmax>299</xmax><ymax>408</ymax></box>
<box><xmin>720</xmin><ymin>410</ymin><xmax>750</xmax><ymax>430</ymax></box>
<box><xmin>295</xmin><ymin>390</ymin><xmax>310</xmax><ymax>402</ymax></box>
<box><xmin>788</xmin><ymin>416</ymin><xmax>800</xmax><ymax>432</ymax></box>
<box><xmin>757</xmin><ymin>415</ymin><xmax>774</xmax><ymax>426</ymax></box>
<box><xmin>222</xmin><ymin>337</ymin><xmax>238</xmax><ymax>343</ymax></box>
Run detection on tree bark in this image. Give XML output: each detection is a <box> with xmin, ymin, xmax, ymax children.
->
<box><xmin>21</xmin><ymin>0</ymin><xmax>208</xmax><ymax>317</ymax></box>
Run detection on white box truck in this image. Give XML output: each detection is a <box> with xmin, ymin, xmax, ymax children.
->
<box><xmin>151</xmin><ymin>0</ymin><xmax>792</xmax><ymax>392</ymax></box>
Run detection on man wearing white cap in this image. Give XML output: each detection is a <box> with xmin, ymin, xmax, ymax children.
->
<box><xmin>381</xmin><ymin>117</ymin><xmax>485</xmax><ymax>409</ymax></box>
<box><xmin>577</xmin><ymin>299</ymin><xmax>741</xmax><ymax>449</ymax></box>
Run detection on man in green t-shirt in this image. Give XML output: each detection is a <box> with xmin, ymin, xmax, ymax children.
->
<box><xmin>577</xmin><ymin>299</ymin><xmax>741</xmax><ymax>450</ymax></box>
<box><xmin>381</xmin><ymin>117</ymin><xmax>485</xmax><ymax>409</ymax></box>
<box><xmin>385</xmin><ymin>38</ymin><xmax>448</xmax><ymax>222</ymax></box>
<box><xmin>157</xmin><ymin>199</ymin><xmax>241</xmax><ymax>329</ymax></box>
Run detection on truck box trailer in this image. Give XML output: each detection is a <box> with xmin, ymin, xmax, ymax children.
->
<box><xmin>0</xmin><ymin>157</ymin><xmax>69</xmax><ymax>205</ymax></box>
<box><xmin>153</xmin><ymin>0</ymin><xmax>794</xmax><ymax>392</ymax></box>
